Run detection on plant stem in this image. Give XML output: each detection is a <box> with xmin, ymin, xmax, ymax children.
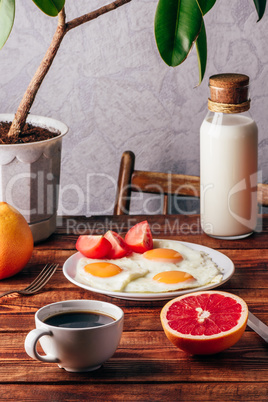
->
<box><xmin>8</xmin><ymin>0</ymin><xmax>132</xmax><ymax>139</ymax></box>
<box><xmin>8</xmin><ymin>10</ymin><xmax>66</xmax><ymax>139</ymax></box>
<box><xmin>66</xmin><ymin>0</ymin><xmax>131</xmax><ymax>32</ymax></box>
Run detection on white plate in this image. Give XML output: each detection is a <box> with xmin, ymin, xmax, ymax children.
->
<box><xmin>62</xmin><ymin>239</ymin><xmax>235</xmax><ymax>301</ymax></box>
<box><xmin>63</xmin><ymin>240</ymin><xmax>235</xmax><ymax>301</ymax></box>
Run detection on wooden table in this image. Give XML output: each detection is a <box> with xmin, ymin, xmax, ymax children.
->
<box><xmin>1</xmin><ymin>214</ymin><xmax>267</xmax><ymax>401</ymax></box>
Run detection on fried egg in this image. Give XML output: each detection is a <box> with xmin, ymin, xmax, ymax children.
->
<box><xmin>75</xmin><ymin>257</ymin><xmax>148</xmax><ymax>292</ymax></box>
<box><xmin>124</xmin><ymin>269</ymin><xmax>198</xmax><ymax>293</ymax></box>
<box><xmin>124</xmin><ymin>240</ymin><xmax>223</xmax><ymax>293</ymax></box>
<box><xmin>75</xmin><ymin>240</ymin><xmax>223</xmax><ymax>293</ymax></box>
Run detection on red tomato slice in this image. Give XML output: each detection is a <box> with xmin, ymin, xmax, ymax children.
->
<box><xmin>125</xmin><ymin>220</ymin><xmax>153</xmax><ymax>253</ymax></box>
<box><xmin>76</xmin><ymin>235</ymin><xmax>111</xmax><ymax>259</ymax></box>
<box><xmin>104</xmin><ymin>230</ymin><xmax>130</xmax><ymax>259</ymax></box>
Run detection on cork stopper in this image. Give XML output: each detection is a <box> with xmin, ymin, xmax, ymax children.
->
<box><xmin>209</xmin><ymin>73</ymin><xmax>249</xmax><ymax>104</ymax></box>
<box><xmin>208</xmin><ymin>73</ymin><xmax>250</xmax><ymax>113</ymax></box>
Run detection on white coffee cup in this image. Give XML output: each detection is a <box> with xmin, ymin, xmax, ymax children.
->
<box><xmin>24</xmin><ymin>299</ymin><xmax>124</xmax><ymax>372</ymax></box>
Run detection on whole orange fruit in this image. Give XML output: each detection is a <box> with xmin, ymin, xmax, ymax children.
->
<box><xmin>160</xmin><ymin>290</ymin><xmax>248</xmax><ymax>355</ymax></box>
<box><xmin>0</xmin><ymin>202</ymin><xmax>33</xmax><ymax>280</ymax></box>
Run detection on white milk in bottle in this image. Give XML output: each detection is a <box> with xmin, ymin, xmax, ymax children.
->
<box><xmin>200</xmin><ymin>74</ymin><xmax>258</xmax><ymax>239</ymax></box>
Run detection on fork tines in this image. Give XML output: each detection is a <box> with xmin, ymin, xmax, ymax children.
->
<box><xmin>26</xmin><ymin>263</ymin><xmax>58</xmax><ymax>293</ymax></box>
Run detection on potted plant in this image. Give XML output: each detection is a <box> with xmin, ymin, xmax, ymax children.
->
<box><xmin>0</xmin><ymin>0</ymin><xmax>266</xmax><ymax>242</ymax></box>
<box><xmin>0</xmin><ymin>0</ymin><xmax>131</xmax><ymax>242</ymax></box>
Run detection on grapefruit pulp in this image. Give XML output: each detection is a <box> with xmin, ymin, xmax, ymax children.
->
<box><xmin>160</xmin><ymin>291</ymin><xmax>248</xmax><ymax>355</ymax></box>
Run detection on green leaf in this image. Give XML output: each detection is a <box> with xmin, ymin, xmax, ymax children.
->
<box><xmin>31</xmin><ymin>0</ymin><xmax>65</xmax><ymax>17</ymax></box>
<box><xmin>154</xmin><ymin>0</ymin><xmax>203</xmax><ymax>67</ymax></box>
<box><xmin>195</xmin><ymin>19</ymin><xmax>207</xmax><ymax>85</ymax></box>
<box><xmin>196</xmin><ymin>0</ymin><xmax>217</xmax><ymax>15</ymax></box>
<box><xmin>253</xmin><ymin>0</ymin><xmax>267</xmax><ymax>21</ymax></box>
<box><xmin>0</xmin><ymin>0</ymin><xmax>15</xmax><ymax>49</ymax></box>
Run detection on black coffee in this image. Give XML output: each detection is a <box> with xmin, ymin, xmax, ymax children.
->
<box><xmin>44</xmin><ymin>311</ymin><xmax>115</xmax><ymax>328</ymax></box>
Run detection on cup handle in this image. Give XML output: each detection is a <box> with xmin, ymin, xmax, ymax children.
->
<box><xmin>24</xmin><ymin>328</ymin><xmax>59</xmax><ymax>363</ymax></box>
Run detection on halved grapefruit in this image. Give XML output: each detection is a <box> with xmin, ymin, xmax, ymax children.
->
<box><xmin>160</xmin><ymin>290</ymin><xmax>248</xmax><ymax>355</ymax></box>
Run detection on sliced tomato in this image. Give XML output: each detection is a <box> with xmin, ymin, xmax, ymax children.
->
<box><xmin>104</xmin><ymin>230</ymin><xmax>130</xmax><ymax>259</ymax></box>
<box><xmin>125</xmin><ymin>220</ymin><xmax>153</xmax><ymax>253</ymax></box>
<box><xmin>76</xmin><ymin>235</ymin><xmax>112</xmax><ymax>259</ymax></box>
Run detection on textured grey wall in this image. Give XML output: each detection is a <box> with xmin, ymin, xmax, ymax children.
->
<box><xmin>0</xmin><ymin>0</ymin><xmax>267</xmax><ymax>216</ymax></box>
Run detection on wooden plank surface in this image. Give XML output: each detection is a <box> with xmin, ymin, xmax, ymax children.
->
<box><xmin>0</xmin><ymin>214</ymin><xmax>267</xmax><ymax>401</ymax></box>
<box><xmin>1</xmin><ymin>383</ymin><xmax>267</xmax><ymax>402</ymax></box>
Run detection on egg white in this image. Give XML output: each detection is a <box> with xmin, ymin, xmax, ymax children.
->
<box><xmin>132</xmin><ymin>239</ymin><xmax>207</xmax><ymax>271</ymax></box>
<box><xmin>75</xmin><ymin>240</ymin><xmax>223</xmax><ymax>293</ymax></box>
<box><xmin>124</xmin><ymin>273</ymin><xmax>199</xmax><ymax>293</ymax></box>
<box><xmin>124</xmin><ymin>240</ymin><xmax>223</xmax><ymax>293</ymax></box>
<box><xmin>75</xmin><ymin>256</ymin><xmax>148</xmax><ymax>292</ymax></box>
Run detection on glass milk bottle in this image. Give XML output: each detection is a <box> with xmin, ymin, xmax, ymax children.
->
<box><xmin>200</xmin><ymin>73</ymin><xmax>258</xmax><ymax>239</ymax></box>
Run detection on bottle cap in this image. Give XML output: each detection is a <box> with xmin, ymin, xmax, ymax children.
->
<box><xmin>208</xmin><ymin>73</ymin><xmax>250</xmax><ymax>113</ymax></box>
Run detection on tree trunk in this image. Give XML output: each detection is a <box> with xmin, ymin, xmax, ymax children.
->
<box><xmin>7</xmin><ymin>10</ymin><xmax>67</xmax><ymax>140</ymax></box>
<box><xmin>7</xmin><ymin>0</ymin><xmax>132</xmax><ymax>141</ymax></box>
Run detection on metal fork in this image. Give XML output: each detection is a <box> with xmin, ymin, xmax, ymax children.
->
<box><xmin>0</xmin><ymin>263</ymin><xmax>58</xmax><ymax>298</ymax></box>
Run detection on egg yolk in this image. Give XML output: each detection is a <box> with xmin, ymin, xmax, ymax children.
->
<box><xmin>84</xmin><ymin>262</ymin><xmax>122</xmax><ymax>277</ymax></box>
<box><xmin>153</xmin><ymin>270</ymin><xmax>194</xmax><ymax>284</ymax></box>
<box><xmin>143</xmin><ymin>248</ymin><xmax>183</xmax><ymax>263</ymax></box>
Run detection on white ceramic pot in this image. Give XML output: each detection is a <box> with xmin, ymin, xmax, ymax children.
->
<box><xmin>0</xmin><ymin>114</ymin><xmax>68</xmax><ymax>242</ymax></box>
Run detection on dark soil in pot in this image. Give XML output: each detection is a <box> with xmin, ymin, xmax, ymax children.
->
<box><xmin>0</xmin><ymin>122</ymin><xmax>60</xmax><ymax>144</ymax></box>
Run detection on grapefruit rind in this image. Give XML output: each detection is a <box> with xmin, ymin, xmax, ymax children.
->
<box><xmin>160</xmin><ymin>290</ymin><xmax>248</xmax><ymax>355</ymax></box>
<box><xmin>0</xmin><ymin>202</ymin><xmax>33</xmax><ymax>280</ymax></box>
